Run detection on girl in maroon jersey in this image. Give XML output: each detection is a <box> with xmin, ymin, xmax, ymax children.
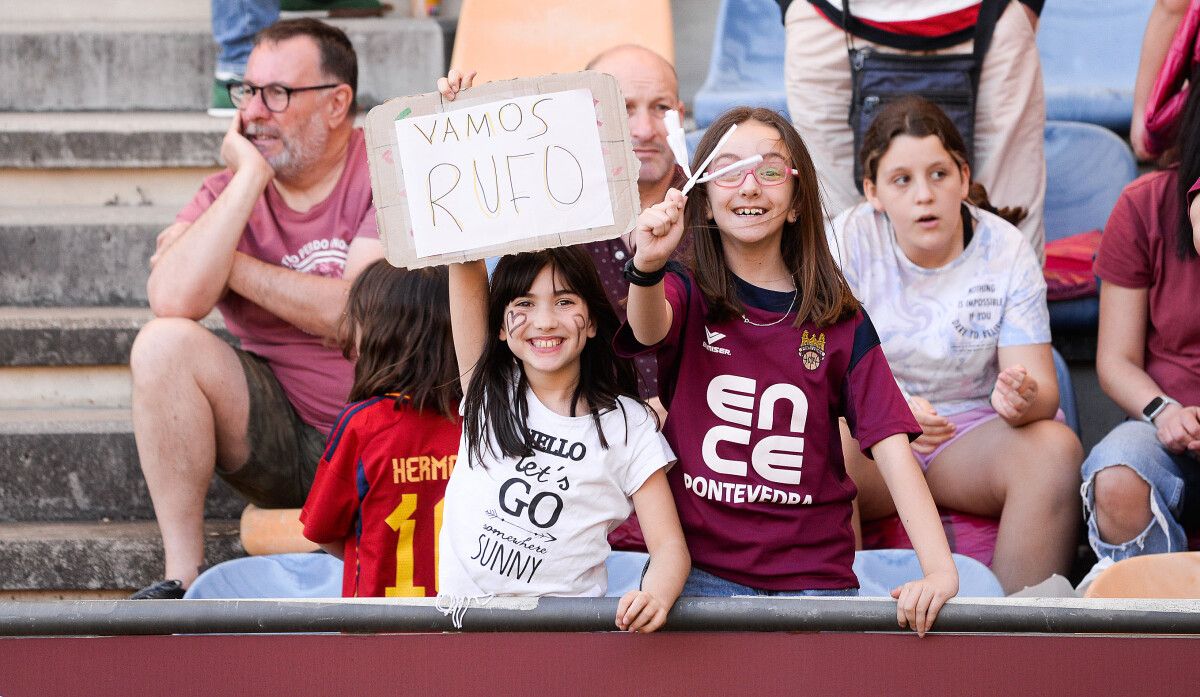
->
<box><xmin>623</xmin><ymin>107</ymin><xmax>958</xmax><ymax>636</ymax></box>
<box><xmin>301</xmin><ymin>261</ymin><xmax>463</xmax><ymax>597</ymax></box>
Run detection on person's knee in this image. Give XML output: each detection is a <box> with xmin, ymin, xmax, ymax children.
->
<box><xmin>1091</xmin><ymin>465</ymin><xmax>1153</xmax><ymax>526</ymax></box>
<box><xmin>1009</xmin><ymin>421</ymin><xmax>1083</xmax><ymax>496</ymax></box>
<box><xmin>130</xmin><ymin>317</ymin><xmax>214</xmax><ymax>385</ymax></box>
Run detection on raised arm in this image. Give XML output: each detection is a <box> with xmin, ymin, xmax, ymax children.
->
<box><xmin>626</xmin><ymin>190</ymin><xmax>686</xmax><ymax>346</ymax></box>
<box><xmin>449</xmin><ymin>260</ymin><xmax>490</xmax><ymax>395</ymax></box>
<box><xmin>148</xmin><ymin>114</ymin><xmax>274</xmax><ymax>319</ymax></box>
<box><xmin>1131</xmin><ymin>0</ymin><xmax>1191</xmax><ymax>160</ymax></box>
<box><xmin>870</xmin><ymin>433</ymin><xmax>959</xmax><ymax>637</ymax></box>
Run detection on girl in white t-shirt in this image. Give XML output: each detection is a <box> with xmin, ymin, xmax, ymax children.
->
<box><xmin>440</xmin><ymin>244</ymin><xmax>689</xmax><ymax>633</ymax></box>
<box><xmin>832</xmin><ymin>96</ymin><xmax>1083</xmax><ymax>594</ymax></box>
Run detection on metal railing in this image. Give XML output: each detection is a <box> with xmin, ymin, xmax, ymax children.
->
<box><xmin>4</xmin><ymin>596</ymin><xmax>1200</xmax><ymax>636</ymax></box>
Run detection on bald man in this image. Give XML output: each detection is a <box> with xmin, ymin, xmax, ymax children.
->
<box><xmin>582</xmin><ymin>45</ymin><xmax>688</xmax><ymax>407</ymax></box>
<box><xmin>587</xmin><ymin>44</ymin><xmax>687</xmax><ymax>211</ymax></box>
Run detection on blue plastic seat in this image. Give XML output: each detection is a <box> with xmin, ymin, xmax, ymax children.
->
<box><xmin>692</xmin><ymin>0</ymin><xmax>789</xmax><ymax>129</ymax></box>
<box><xmin>853</xmin><ymin>549</ymin><xmax>1004</xmax><ymax>597</ymax></box>
<box><xmin>184</xmin><ymin>553</ymin><xmax>342</xmax><ymax>599</ymax></box>
<box><xmin>1052</xmin><ymin>347</ymin><xmax>1080</xmax><ymax>437</ymax></box>
<box><xmin>1043</xmin><ymin>120</ymin><xmax>1136</xmax><ymax>334</ymax></box>
<box><xmin>1043</xmin><ymin>121</ymin><xmax>1137</xmax><ymax>243</ymax></box>
<box><xmin>1037</xmin><ymin>0</ymin><xmax>1155</xmax><ymax>129</ymax></box>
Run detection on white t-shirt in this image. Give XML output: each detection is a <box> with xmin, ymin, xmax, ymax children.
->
<box><xmin>832</xmin><ymin>203</ymin><xmax>1050</xmax><ymax>416</ymax></box>
<box><xmin>438</xmin><ymin>389</ymin><xmax>674</xmax><ymax>598</ymax></box>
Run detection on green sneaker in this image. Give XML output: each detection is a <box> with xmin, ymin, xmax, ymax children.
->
<box><xmin>208</xmin><ymin>73</ymin><xmax>239</xmax><ymax>118</ymax></box>
<box><xmin>280</xmin><ymin>0</ymin><xmax>391</xmax><ymax>17</ymax></box>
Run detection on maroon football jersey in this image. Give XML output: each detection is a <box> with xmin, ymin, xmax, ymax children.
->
<box><xmin>302</xmin><ymin>395</ymin><xmax>462</xmax><ymax>597</ymax></box>
<box><xmin>617</xmin><ymin>269</ymin><xmax>918</xmax><ymax>590</ymax></box>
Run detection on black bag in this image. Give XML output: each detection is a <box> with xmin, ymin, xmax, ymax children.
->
<box><xmin>843</xmin><ymin>0</ymin><xmax>1005</xmax><ymax>192</ymax></box>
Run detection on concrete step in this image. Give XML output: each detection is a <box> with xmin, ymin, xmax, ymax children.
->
<box><xmin>0</xmin><ymin>307</ymin><xmax>230</xmax><ymax>366</ymax></box>
<box><xmin>1</xmin><ymin>0</ymin><xmax>211</xmax><ymax>22</ymax></box>
<box><xmin>0</xmin><ymin>18</ymin><xmax>443</xmax><ymax>111</ymax></box>
<box><xmin>0</xmin><ymin>205</ymin><xmax>170</xmax><ymax>306</ymax></box>
<box><xmin>0</xmin><ymin>519</ymin><xmax>243</xmax><ymax>591</ymax></box>
<box><xmin>0</xmin><ymin>112</ymin><xmax>225</xmax><ymax>169</ymax></box>
<box><xmin>0</xmin><ymin>366</ymin><xmax>129</xmax><ymax>410</ymax></box>
<box><xmin>0</xmin><ymin>408</ymin><xmax>245</xmax><ymax>522</ymax></box>
<box><xmin>0</xmin><ymin>167</ymin><xmax>215</xmax><ymax>209</ymax></box>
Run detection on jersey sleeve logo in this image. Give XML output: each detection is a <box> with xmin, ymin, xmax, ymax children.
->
<box><xmin>799</xmin><ymin>330</ymin><xmax>826</xmax><ymax>371</ymax></box>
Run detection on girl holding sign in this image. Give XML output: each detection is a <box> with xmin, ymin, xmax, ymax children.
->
<box><xmin>438</xmin><ymin>249</ymin><xmax>688</xmax><ymax>633</ymax></box>
<box><xmin>620</xmin><ymin>107</ymin><xmax>958</xmax><ymax>636</ymax></box>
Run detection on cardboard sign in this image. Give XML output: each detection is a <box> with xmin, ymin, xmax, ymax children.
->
<box><xmin>365</xmin><ymin>72</ymin><xmax>640</xmax><ymax>268</ymax></box>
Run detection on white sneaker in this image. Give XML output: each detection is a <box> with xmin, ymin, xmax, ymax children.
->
<box><xmin>1075</xmin><ymin>556</ymin><xmax>1115</xmax><ymax>595</ymax></box>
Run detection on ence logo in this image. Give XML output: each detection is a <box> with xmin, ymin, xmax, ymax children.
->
<box><xmin>701</xmin><ymin>375</ymin><xmax>808</xmax><ymax>485</ymax></box>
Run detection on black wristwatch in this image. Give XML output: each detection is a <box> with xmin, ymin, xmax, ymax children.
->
<box><xmin>1142</xmin><ymin>395</ymin><xmax>1180</xmax><ymax>424</ymax></box>
<box><xmin>622</xmin><ymin>258</ymin><xmax>667</xmax><ymax>287</ymax></box>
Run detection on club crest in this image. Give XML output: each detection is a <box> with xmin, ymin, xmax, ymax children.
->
<box><xmin>798</xmin><ymin>330</ymin><xmax>826</xmax><ymax>371</ymax></box>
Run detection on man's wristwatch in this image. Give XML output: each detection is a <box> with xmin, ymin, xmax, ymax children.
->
<box><xmin>1142</xmin><ymin>395</ymin><xmax>1180</xmax><ymax>424</ymax></box>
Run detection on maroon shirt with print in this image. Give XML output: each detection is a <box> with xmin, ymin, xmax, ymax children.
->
<box><xmin>616</xmin><ymin>268</ymin><xmax>919</xmax><ymax>590</ymax></box>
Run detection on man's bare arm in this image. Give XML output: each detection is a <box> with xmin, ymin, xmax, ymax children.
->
<box><xmin>227</xmin><ymin>236</ymin><xmax>385</xmax><ymax>338</ymax></box>
<box><xmin>147</xmin><ymin>114</ymin><xmax>275</xmax><ymax>319</ymax></box>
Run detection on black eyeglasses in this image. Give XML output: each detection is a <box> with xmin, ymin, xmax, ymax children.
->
<box><xmin>227</xmin><ymin>81</ymin><xmax>343</xmax><ymax>113</ymax></box>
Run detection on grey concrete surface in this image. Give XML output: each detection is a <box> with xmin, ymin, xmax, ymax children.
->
<box><xmin>0</xmin><ymin>18</ymin><xmax>443</xmax><ymax>111</ymax></box>
<box><xmin>0</xmin><ymin>113</ymin><xmax>224</xmax><ymax>168</ymax></box>
<box><xmin>0</xmin><ymin>520</ymin><xmax>242</xmax><ymax>590</ymax></box>
<box><xmin>0</xmin><ymin>409</ymin><xmax>244</xmax><ymax>522</ymax></box>
<box><xmin>0</xmin><ymin>206</ymin><xmax>168</xmax><ymax>306</ymax></box>
<box><xmin>0</xmin><ymin>307</ymin><xmax>229</xmax><ymax>366</ymax></box>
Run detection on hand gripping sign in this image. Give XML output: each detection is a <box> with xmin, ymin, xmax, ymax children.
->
<box><xmin>365</xmin><ymin>72</ymin><xmax>640</xmax><ymax>268</ymax></box>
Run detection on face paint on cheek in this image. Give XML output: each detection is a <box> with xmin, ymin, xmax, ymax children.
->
<box><xmin>506</xmin><ymin>310</ymin><xmax>528</xmax><ymax>337</ymax></box>
<box><xmin>570</xmin><ymin>313</ymin><xmax>588</xmax><ymax>345</ymax></box>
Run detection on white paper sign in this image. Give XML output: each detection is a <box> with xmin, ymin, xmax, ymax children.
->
<box><xmin>393</xmin><ymin>88</ymin><xmax>615</xmax><ymax>257</ymax></box>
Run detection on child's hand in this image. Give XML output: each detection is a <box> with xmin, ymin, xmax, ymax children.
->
<box><xmin>890</xmin><ymin>569</ymin><xmax>958</xmax><ymax>637</ymax></box>
<box><xmin>631</xmin><ymin>189</ymin><xmax>687</xmax><ymax>273</ymax></box>
<box><xmin>908</xmin><ymin>396</ymin><xmax>955</xmax><ymax>454</ymax></box>
<box><xmin>990</xmin><ymin>365</ymin><xmax>1037</xmax><ymax>421</ymax></box>
<box><xmin>615</xmin><ymin>589</ymin><xmax>669</xmax><ymax>633</ymax></box>
<box><xmin>437</xmin><ymin>68</ymin><xmax>477</xmax><ymax>101</ymax></box>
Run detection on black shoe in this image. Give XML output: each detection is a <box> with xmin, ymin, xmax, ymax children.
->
<box><xmin>129</xmin><ymin>579</ymin><xmax>185</xmax><ymax>599</ymax></box>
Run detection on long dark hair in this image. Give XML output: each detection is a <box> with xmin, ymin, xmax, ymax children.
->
<box><xmin>462</xmin><ymin>247</ymin><xmax>646</xmax><ymax>467</ymax></box>
<box><xmin>340</xmin><ymin>260</ymin><xmax>460</xmax><ymax>419</ymax></box>
<box><xmin>686</xmin><ymin>106</ymin><xmax>860</xmax><ymax>328</ymax></box>
<box><xmin>1173</xmin><ymin>64</ymin><xmax>1200</xmax><ymax>260</ymax></box>
<box><xmin>860</xmin><ymin>95</ymin><xmax>1026</xmax><ymax>227</ymax></box>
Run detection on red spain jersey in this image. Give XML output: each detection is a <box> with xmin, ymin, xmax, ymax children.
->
<box><xmin>301</xmin><ymin>395</ymin><xmax>461</xmax><ymax>597</ymax></box>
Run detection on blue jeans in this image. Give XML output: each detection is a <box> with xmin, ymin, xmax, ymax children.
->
<box><xmin>1081</xmin><ymin>420</ymin><xmax>1200</xmax><ymax>562</ymax></box>
<box><xmin>681</xmin><ymin>567</ymin><xmax>859</xmax><ymax>597</ymax></box>
<box><xmin>212</xmin><ymin>0</ymin><xmax>280</xmax><ymax>75</ymax></box>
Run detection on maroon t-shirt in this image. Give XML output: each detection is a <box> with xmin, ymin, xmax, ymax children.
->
<box><xmin>1095</xmin><ymin>168</ymin><xmax>1200</xmax><ymax>406</ymax></box>
<box><xmin>176</xmin><ymin>128</ymin><xmax>379</xmax><ymax>433</ymax></box>
<box><xmin>616</xmin><ymin>269</ymin><xmax>919</xmax><ymax>590</ymax></box>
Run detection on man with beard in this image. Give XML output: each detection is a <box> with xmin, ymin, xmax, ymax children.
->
<box><xmin>128</xmin><ymin>18</ymin><xmax>383</xmax><ymax>598</ymax></box>
<box><xmin>579</xmin><ymin>45</ymin><xmax>687</xmax><ymax>409</ymax></box>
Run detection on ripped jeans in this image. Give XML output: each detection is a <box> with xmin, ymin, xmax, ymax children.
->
<box><xmin>1081</xmin><ymin>420</ymin><xmax>1200</xmax><ymax>561</ymax></box>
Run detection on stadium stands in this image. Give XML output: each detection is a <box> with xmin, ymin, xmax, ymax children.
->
<box><xmin>1037</xmin><ymin>0</ymin><xmax>1156</xmax><ymax>129</ymax></box>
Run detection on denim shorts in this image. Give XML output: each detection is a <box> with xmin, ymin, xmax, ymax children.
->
<box><xmin>1080</xmin><ymin>420</ymin><xmax>1200</xmax><ymax>562</ymax></box>
<box><xmin>681</xmin><ymin>566</ymin><xmax>859</xmax><ymax>597</ymax></box>
<box><xmin>217</xmin><ymin>349</ymin><xmax>327</xmax><ymax>508</ymax></box>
